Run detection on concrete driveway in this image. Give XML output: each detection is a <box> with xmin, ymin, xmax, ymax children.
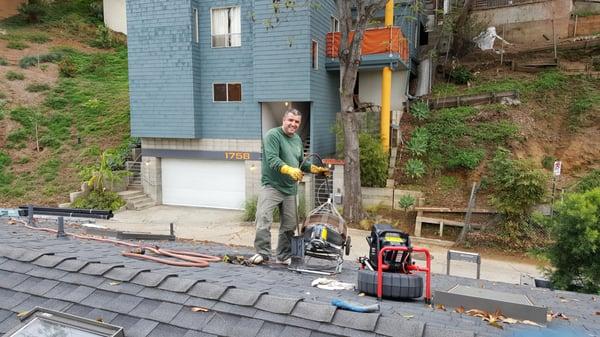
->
<box><xmin>96</xmin><ymin>205</ymin><xmax>544</xmax><ymax>284</ymax></box>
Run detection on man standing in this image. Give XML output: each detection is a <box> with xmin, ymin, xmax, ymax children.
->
<box><xmin>250</xmin><ymin>108</ymin><xmax>329</xmax><ymax>265</ymax></box>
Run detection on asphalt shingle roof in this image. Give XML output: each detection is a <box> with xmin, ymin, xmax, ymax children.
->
<box><xmin>0</xmin><ymin>219</ymin><xmax>597</xmax><ymax>337</ymax></box>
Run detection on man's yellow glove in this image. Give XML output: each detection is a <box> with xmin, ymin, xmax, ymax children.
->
<box><xmin>280</xmin><ymin>165</ymin><xmax>304</xmax><ymax>181</ymax></box>
<box><xmin>310</xmin><ymin>164</ymin><xmax>330</xmax><ymax>176</ymax></box>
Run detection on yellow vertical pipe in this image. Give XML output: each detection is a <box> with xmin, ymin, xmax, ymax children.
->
<box><xmin>380</xmin><ymin>0</ymin><xmax>393</xmax><ymax>152</ymax></box>
<box><xmin>385</xmin><ymin>0</ymin><xmax>394</xmax><ymax>26</ymax></box>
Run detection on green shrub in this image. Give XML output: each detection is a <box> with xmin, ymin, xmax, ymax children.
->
<box><xmin>568</xmin><ymin>93</ymin><xmax>600</xmax><ymax>129</ymax></box>
<box><xmin>18</xmin><ymin>0</ymin><xmax>47</xmax><ymax>23</ymax></box>
<box><xmin>447</xmin><ymin>148</ymin><xmax>484</xmax><ymax>170</ymax></box>
<box><xmin>243</xmin><ymin>196</ymin><xmax>258</xmax><ymax>222</ymax></box>
<box><xmin>359</xmin><ymin>132</ymin><xmax>388</xmax><ymax>187</ymax></box>
<box><xmin>20</xmin><ymin>52</ymin><xmax>63</xmax><ymax>68</ymax></box>
<box><xmin>488</xmin><ymin>148</ymin><xmax>548</xmax><ymax>219</ymax></box>
<box><xmin>45</xmin><ymin>95</ymin><xmax>69</xmax><ymax>109</ymax></box>
<box><xmin>593</xmin><ymin>56</ymin><xmax>600</xmax><ymax>71</ymax></box>
<box><xmin>543</xmin><ymin>188</ymin><xmax>600</xmax><ymax>293</ymax></box>
<box><xmin>406</xmin><ymin>128</ymin><xmax>429</xmax><ymax>157</ymax></box>
<box><xmin>405</xmin><ymin>158</ymin><xmax>426</xmax><ymax>179</ymax></box>
<box><xmin>58</xmin><ymin>58</ymin><xmax>78</xmax><ymax>77</ymax></box>
<box><xmin>71</xmin><ymin>190</ymin><xmax>126</xmax><ymax>211</ymax></box>
<box><xmin>533</xmin><ymin>71</ymin><xmax>566</xmax><ymax>91</ymax></box>
<box><xmin>6</xmin><ymin>71</ymin><xmax>25</xmax><ymax>81</ymax></box>
<box><xmin>0</xmin><ymin>171</ymin><xmax>13</xmax><ymax>186</ymax></box>
<box><xmin>0</xmin><ymin>151</ymin><xmax>12</xmax><ymax>186</ymax></box>
<box><xmin>10</xmin><ymin>106</ymin><xmax>39</xmax><ymax>129</ymax></box>
<box><xmin>398</xmin><ymin>194</ymin><xmax>416</xmax><ymax>212</ymax></box>
<box><xmin>38</xmin><ymin>158</ymin><xmax>60</xmax><ymax>182</ymax></box>
<box><xmin>7</xmin><ymin>41</ymin><xmax>28</xmax><ymax>50</ymax></box>
<box><xmin>0</xmin><ymin>151</ymin><xmax>11</xmax><ymax>169</ymax></box>
<box><xmin>91</xmin><ymin>24</ymin><xmax>116</xmax><ymax>49</ymax></box>
<box><xmin>7</xmin><ymin>129</ymin><xmax>28</xmax><ymax>144</ymax></box>
<box><xmin>24</xmin><ymin>32</ymin><xmax>50</xmax><ymax>43</ymax></box>
<box><xmin>26</xmin><ymin>83</ymin><xmax>51</xmax><ymax>92</ymax></box>
<box><xmin>440</xmin><ymin>175</ymin><xmax>458</xmax><ymax>191</ymax></box>
<box><xmin>449</xmin><ymin>65</ymin><xmax>473</xmax><ymax>85</ymax></box>
<box><xmin>541</xmin><ymin>155</ymin><xmax>556</xmax><ymax>171</ymax></box>
<box><xmin>573</xmin><ymin>170</ymin><xmax>600</xmax><ymax>193</ymax></box>
<box><xmin>0</xmin><ymin>57</ymin><xmax>8</xmax><ymax>66</ymax></box>
<box><xmin>19</xmin><ymin>56</ymin><xmax>38</xmax><ymax>68</ymax></box>
<box><xmin>473</xmin><ymin>121</ymin><xmax>519</xmax><ymax>143</ymax></box>
<box><xmin>409</xmin><ymin>101</ymin><xmax>430</xmax><ymax>121</ymax></box>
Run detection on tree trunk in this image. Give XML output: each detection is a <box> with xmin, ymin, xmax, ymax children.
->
<box><xmin>337</xmin><ymin>0</ymin><xmax>389</xmax><ymax>224</ymax></box>
<box><xmin>341</xmin><ymin>97</ymin><xmax>362</xmax><ymax>222</ymax></box>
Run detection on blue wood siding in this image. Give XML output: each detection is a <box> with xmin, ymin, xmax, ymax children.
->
<box><xmin>127</xmin><ymin>0</ymin><xmax>340</xmax><ymax>153</ymax></box>
<box><xmin>194</xmin><ymin>0</ymin><xmax>259</xmax><ymax>139</ymax></box>
<box><xmin>309</xmin><ymin>0</ymin><xmax>340</xmax><ymax>157</ymax></box>
<box><xmin>127</xmin><ymin>0</ymin><xmax>197</xmax><ymax>138</ymax></box>
<box><xmin>252</xmin><ymin>0</ymin><xmax>311</xmax><ymax>102</ymax></box>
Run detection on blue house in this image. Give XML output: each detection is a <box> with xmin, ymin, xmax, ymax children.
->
<box><xmin>126</xmin><ymin>0</ymin><xmax>420</xmax><ymax>210</ymax></box>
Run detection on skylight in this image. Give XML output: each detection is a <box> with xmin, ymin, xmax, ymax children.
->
<box><xmin>5</xmin><ymin>308</ymin><xmax>124</xmax><ymax>337</ymax></box>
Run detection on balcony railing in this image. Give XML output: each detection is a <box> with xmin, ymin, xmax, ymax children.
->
<box><xmin>326</xmin><ymin>27</ymin><xmax>409</xmax><ymax>63</ymax></box>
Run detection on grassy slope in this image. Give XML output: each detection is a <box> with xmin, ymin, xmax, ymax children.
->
<box><xmin>0</xmin><ymin>3</ymin><xmax>130</xmax><ymax>206</ymax></box>
<box><xmin>397</xmin><ymin>68</ymin><xmax>600</xmax><ymax>208</ymax></box>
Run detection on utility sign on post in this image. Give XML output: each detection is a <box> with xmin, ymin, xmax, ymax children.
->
<box><xmin>553</xmin><ymin>161</ymin><xmax>562</xmax><ymax>176</ymax></box>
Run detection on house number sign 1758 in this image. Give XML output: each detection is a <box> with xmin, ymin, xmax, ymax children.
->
<box><xmin>224</xmin><ymin>152</ymin><xmax>251</xmax><ymax>160</ymax></box>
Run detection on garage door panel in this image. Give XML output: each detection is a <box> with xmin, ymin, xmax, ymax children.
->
<box><xmin>161</xmin><ymin>159</ymin><xmax>245</xmax><ymax>209</ymax></box>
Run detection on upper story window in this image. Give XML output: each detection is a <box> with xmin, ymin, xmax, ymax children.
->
<box><xmin>213</xmin><ymin>83</ymin><xmax>242</xmax><ymax>102</ymax></box>
<box><xmin>211</xmin><ymin>7</ymin><xmax>241</xmax><ymax>48</ymax></box>
<box><xmin>193</xmin><ymin>8</ymin><xmax>199</xmax><ymax>44</ymax></box>
<box><xmin>330</xmin><ymin>16</ymin><xmax>339</xmax><ymax>32</ymax></box>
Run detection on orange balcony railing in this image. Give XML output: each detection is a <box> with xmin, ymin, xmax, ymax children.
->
<box><xmin>326</xmin><ymin>27</ymin><xmax>409</xmax><ymax>63</ymax></box>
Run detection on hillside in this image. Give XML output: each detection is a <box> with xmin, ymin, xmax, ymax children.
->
<box><xmin>0</xmin><ymin>3</ymin><xmax>130</xmax><ymax>207</ymax></box>
<box><xmin>396</xmin><ymin>53</ymin><xmax>600</xmax><ymax>209</ymax></box>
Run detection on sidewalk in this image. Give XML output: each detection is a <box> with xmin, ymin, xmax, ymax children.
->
<box><xmin>96</xmin><ymin>205</ymin><xmax>544</xmax><ymax>284</ymax></box>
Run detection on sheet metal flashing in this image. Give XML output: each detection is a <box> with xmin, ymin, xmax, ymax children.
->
<box><xmin>434</xmin><ymin>284</ymin><xmax>547</xmax><ymax>324</ymax></box>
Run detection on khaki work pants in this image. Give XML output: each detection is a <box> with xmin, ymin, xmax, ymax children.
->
<box><xmin>254</xmin><ymin>185</ymin><xmax>297</xmax><ymax>260</ymax></box>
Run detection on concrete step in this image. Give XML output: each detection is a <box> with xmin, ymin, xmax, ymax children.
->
<box><xmin>128</xmin><ymin>184</ymin><xmax>143</xmax><ymax>191</ymax></box>
<box><xmin>127</xmin><ymin>194</ymin><xmax>149</xmax><ymax>203</ymax></box>
<box><xmin>132</xmin><ymin>199</ymin><xmax>155</xmax><ymax>210</ymax></box>
<box><xmin>118</xmin><ymin>190</ymin><xmax>144</xmax><ymax>198</ymax></box>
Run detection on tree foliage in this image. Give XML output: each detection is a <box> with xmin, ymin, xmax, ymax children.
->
<box><xmin>488</xmin><ymin>148</ymin><xmax>547</xmax><ymax>219</ymax></box>
<box><xmin>359</xmin><ymin>132</ymin><xmax>388</xmax><ymax>187</ymax></box>
<box><xmin>543</xmin><ymin>188</ymin><xmax>600</xmax><ymax>293</ymax></box>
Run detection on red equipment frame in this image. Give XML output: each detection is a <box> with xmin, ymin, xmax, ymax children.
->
<box><xmin>377</xmin><ymin>246</ymin><xmax>431</xmax><ymax>303</ymax></box>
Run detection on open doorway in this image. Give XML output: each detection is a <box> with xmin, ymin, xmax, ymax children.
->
<box><xmin>261</xmin><ymin>102</ymin><xmax>311</xmax><ymax>150</ymax></box>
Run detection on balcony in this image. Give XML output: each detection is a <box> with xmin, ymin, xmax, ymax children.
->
<box><xmin>325</xmin><ymin>27</ymin><xmax>410</xmax><ymax>71</ymax></box>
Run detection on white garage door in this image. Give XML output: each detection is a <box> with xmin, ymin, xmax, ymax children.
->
<box><xmin>161</xmin><ymin>158</ymin><xmax>245</xmax><ymax>210</ymax></box>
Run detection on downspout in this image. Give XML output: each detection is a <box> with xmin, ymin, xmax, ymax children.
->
<box><xmin>380</xmin><ymin>0</ymin><xmax>394</xmax><ymax>153</ymax></box>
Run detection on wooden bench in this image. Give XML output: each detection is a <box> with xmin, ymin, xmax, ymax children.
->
<box><xmin>413</xmin><ymin>207</ymin><xmax>496</xmax><ymax>237</ymax></box>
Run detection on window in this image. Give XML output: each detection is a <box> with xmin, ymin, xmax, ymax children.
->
<box><xmin>311</xmin><ymin>40</ymin><xmax>318</xmax><ymax>70</ymax></box>
<box><xmin>211</xmin><ymin>7</ymin><xmax>241</xmax><ymax>47</ymax></box>
<box><xmin>330</xmin><ymin>16</ymin><xmax>339</xmax><ymax>32</ymax></box>
<box><xmin>213</xmin><ymin>83</ymin><xmax>242</xmax><ymax>102</ymax></box>
<box><xmin>193</xmin><ymin>8</ymin><xmax>199</xmax><ymax>44</ymax></box>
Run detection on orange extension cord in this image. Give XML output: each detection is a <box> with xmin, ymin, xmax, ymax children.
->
<box><xmin>12</xmin><ymin>218</ymin><xmax>221</xmax><ymax>267</ymax></box>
